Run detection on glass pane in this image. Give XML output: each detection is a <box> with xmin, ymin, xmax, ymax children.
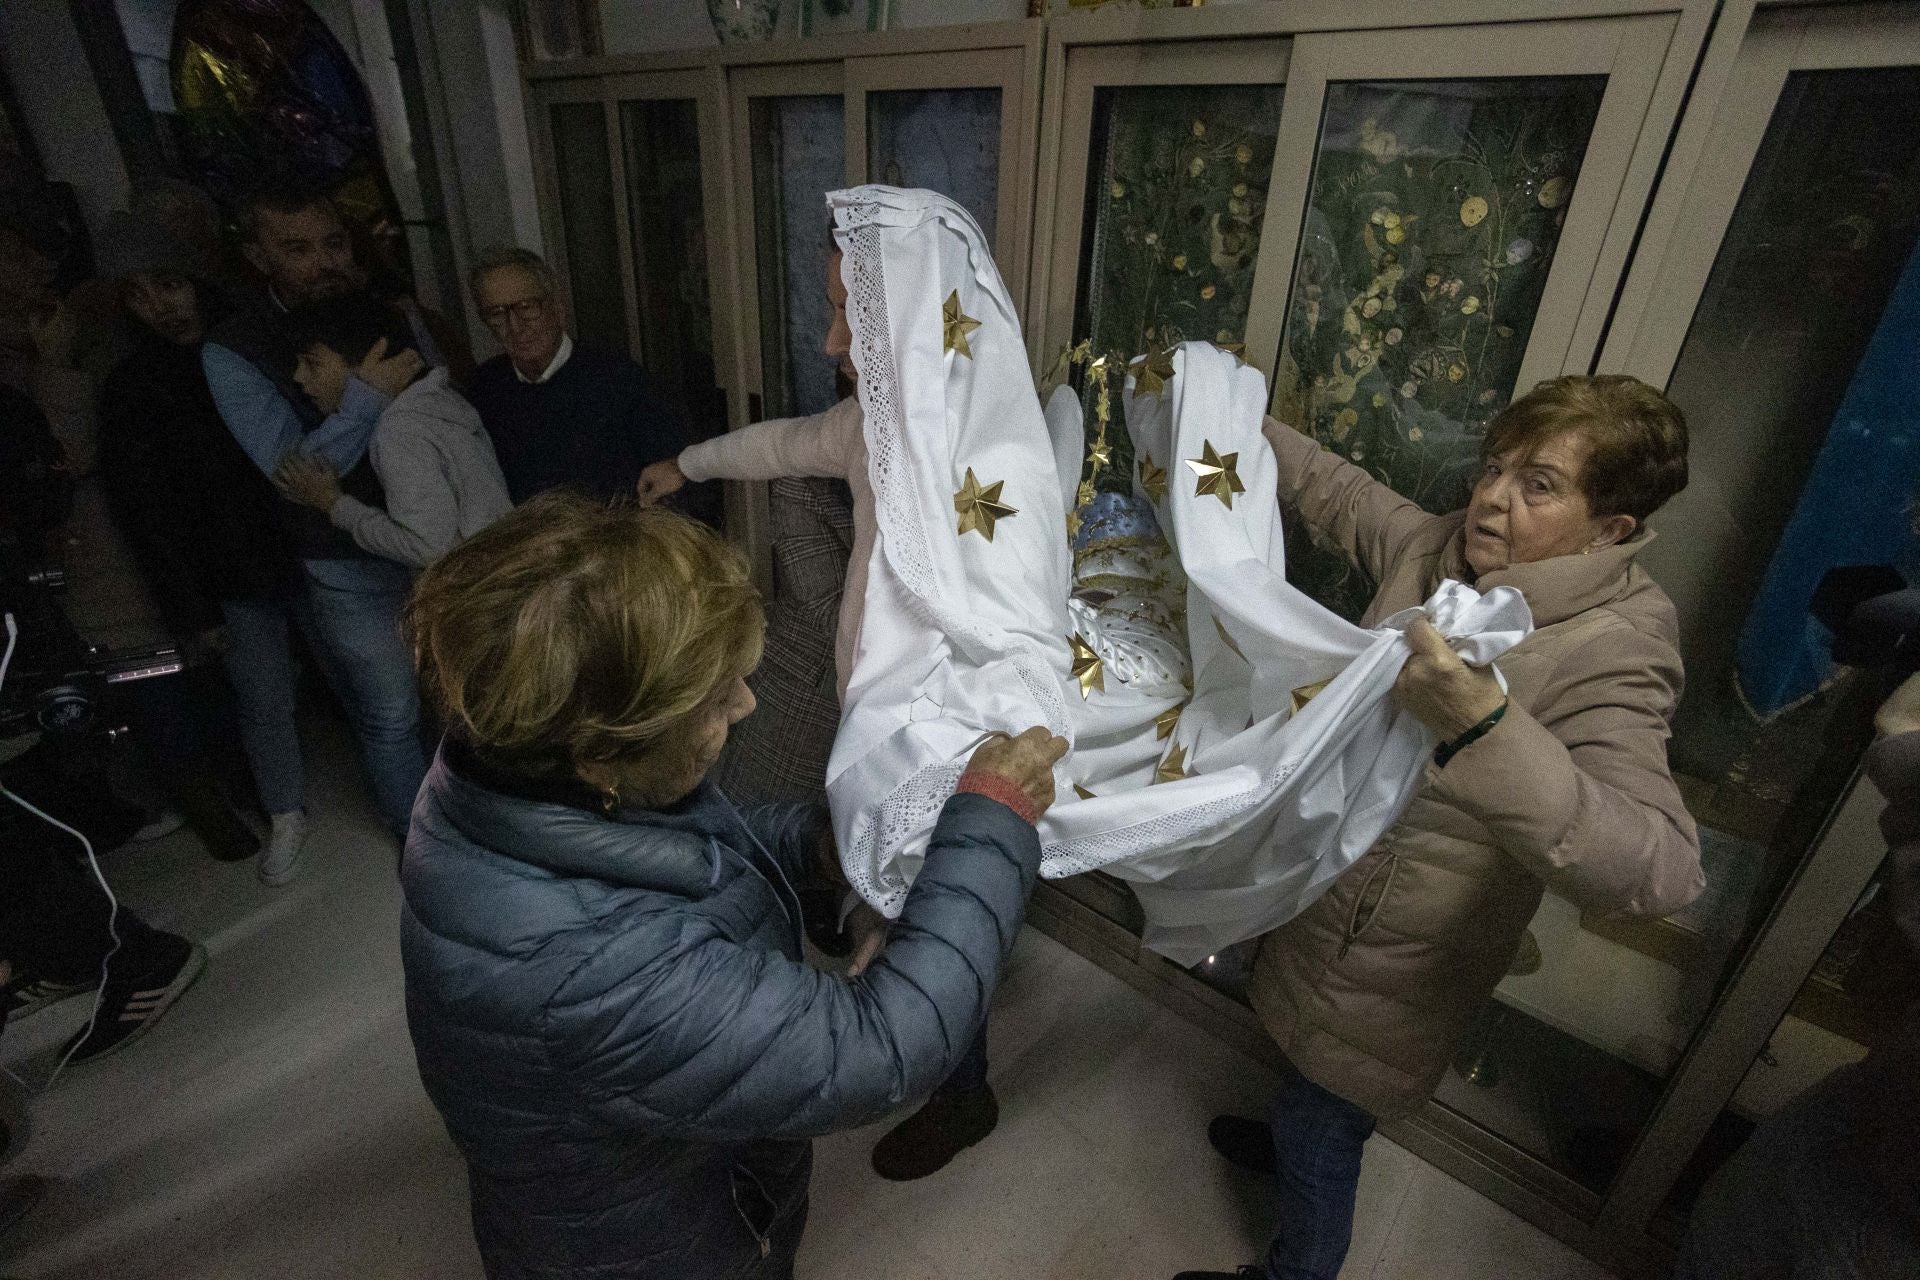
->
<box><xmin>1653</xmin><ymin>851</ymin><xmax>1891</xmax><ymax>1240</ymax></box>
<box><xmin>1440</xmin><ymin>65</ymin><xmax>1920</xmax><ymax>1199</ymax></box>
<box><xmin>622</xmin><ymin>97</ymin><xmax>721</xmax><ymax>440</ymax></box>
<box><xmin>1277</xmin><ymin>77</ymin><xmax>1608</xmax><ymax>617</ymax></box>
<box><xmin>749</xmin><ymin>94</ymin><xmax>846</xmax><ymax>419</ymax></box>
<box><xmin>1077</xmin><ymin>83</ymin><xmax>1285</xmax><ymax>366</ymax></box>
<box><xmin>867</xmin><ymin>87</ymin><xmax>1003</xmax><ymax>245</ymax></box>
<box><xmin>1059</xmin><ymin>80</ymin><xmax>1285</xmax><ymax>965</ymax></box>
<box><xmin>548</xmin><ymin>101</ymin><xmax>628</xmax><ymax>355</ymax></box>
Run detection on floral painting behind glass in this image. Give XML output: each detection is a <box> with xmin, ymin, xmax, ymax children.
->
<box><xmin>1075</xmin><ymin>82</ymin><xmax>1285</xmax><ymax>489</ymax></box>
<box><xmin>623</xmin><ymin>98</ymin><xmax>721</xmax><ymax>440</ymax></box>
<box><xmin>869</xmin><ymin>88</ymin><xmax>1002</xmax><ymax>247</ymax></box>
<box><xmin>750</xmin><ymin>95</ymin><xmax>846</xmax><ymax>419</ymax></box>
<box><xmin>1277</xmin><ymin>77</ymin><xmax>1606</xmax><ymax>616</ymax></box>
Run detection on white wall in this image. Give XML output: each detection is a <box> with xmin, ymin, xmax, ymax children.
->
<box><xmin>407</xmin><ymin>0</ymin><xmax>545</xmax><ymax>353</ymax></box>
<box><xmin>0</xmin><ymin>2</ymin><xmax>131</xmax><ymax>235</ymax></box>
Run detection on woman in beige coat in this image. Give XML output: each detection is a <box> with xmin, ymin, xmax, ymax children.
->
<box><xmin>1175</xmin><ymin>374</ymin><xmax>1705</xmax><ymax>1280</ymax></box>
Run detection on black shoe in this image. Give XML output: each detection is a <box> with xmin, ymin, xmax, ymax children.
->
<box><xmin>1171</xmin><ymin>1269</ymin><xmax>1261</xmax><ymax>1279</ymax></box>
<box><xmin>172</xmin><ymin>775</ymin><xmax>261</xmax><ymax>863</ymax></box>
<box><xmin>870</xmin><ymin>1082</ymin><xmax>998</xmax><ymax>1181</ymax></box>
<box><xmin>3</xmin><ymin>973</ymin><xmax>93</xmax><ymax>1022</ymax></box>
<box><xmin>58</xmin><ymin>941</ymin><xmax>206</xmax><ymax>1066</ymax></box>
<box><xmin>1207</xmin><ymin>1114</ymin><xmax>1277</xmax><ymax>1177</ymax></box>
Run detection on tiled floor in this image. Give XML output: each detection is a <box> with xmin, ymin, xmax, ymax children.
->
<box><xmin>1</xmin><ymin>726</ymin><xmax>1614</xmax><ymax>1280</ymax></box>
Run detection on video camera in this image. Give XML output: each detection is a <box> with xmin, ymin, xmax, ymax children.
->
<box><xmin>0</xmin><ymin>546</ymin><xmax>183</xmax><ymax>744</ymax></box>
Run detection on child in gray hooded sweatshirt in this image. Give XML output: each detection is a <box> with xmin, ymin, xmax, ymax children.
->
<box><xmin>276</xmin><ymin>296</ymin><xmax>511</xmax><ymax>570</ymax></box>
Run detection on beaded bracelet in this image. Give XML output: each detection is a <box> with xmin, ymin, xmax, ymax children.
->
<box><xmin>1434</xmin><ymin>700</ymin><xmax>1509</xmax><ymax>768</ymax></box>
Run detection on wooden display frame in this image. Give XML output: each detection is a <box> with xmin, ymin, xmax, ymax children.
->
<box><xmin>512</xmin><ymin>4</ymin><xmax>1920</xmax><ymax>1274</ymax></box>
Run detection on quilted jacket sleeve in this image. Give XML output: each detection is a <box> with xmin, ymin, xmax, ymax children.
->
<box><xmin>734</xmin><ymin>802</ymin><xmax>832</xmax><ymax>885</ymax></box>
<box><xmin>546</xmin><ymin>792</ymin><xmax>1038</xmax><ymax>1141</ymax></box>
<box><xmin>1261</xmin><ymin>414</ymin><xmax>1441</xmax><ymax>586</ymax></box>
<box><xmin>1435</xmin><ymin>616</ymin><xmax>1703</xmax><ymax>919</ymax></box>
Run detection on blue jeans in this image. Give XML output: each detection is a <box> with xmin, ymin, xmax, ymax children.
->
<box><xmin>220</xmin><ymin>595</ymin><xmax>307</xmax><ymax>816</ymax></box>
<box><xmin>301</xmin><ymin>558</ymin><xmax>426</xmax><ymax>834</ymax></box>
<box><xmin>1261</xmin><ymin>1065</ymin><xmax>1377</xmax><ymax>1280</ymax></box>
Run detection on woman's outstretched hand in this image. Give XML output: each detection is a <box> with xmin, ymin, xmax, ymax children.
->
<box><xmin>967</xmin><ymin>726</ymin><xmax>1069</xmax><ymax>817</ymax></box>
<box><xmin>635</xmin><ymin>459</ymin><xmax>688</xmax><ymax>506</ymax></box>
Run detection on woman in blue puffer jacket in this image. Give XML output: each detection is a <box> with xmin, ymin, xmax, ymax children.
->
<box><xmin>398</xmin><ymin>492</ymin><xmax>1066</xmax><ymax>1280</ymax></box>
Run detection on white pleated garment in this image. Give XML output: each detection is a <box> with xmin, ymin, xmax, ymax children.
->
<box><xmin>828</xmin><ymin>186</ymin><xmax>1533</xmax><ymax>965</ymax></box>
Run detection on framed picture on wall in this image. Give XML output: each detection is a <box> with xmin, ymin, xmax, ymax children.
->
<box><xmin>513</xmin><ymin>0</ymin><xmax>604</xmax><ymax>62</ymax></box>
<box><xmin>803</xmin><ymin>0</ymin><xmax>885</xmax><ymax>37</ymax></box>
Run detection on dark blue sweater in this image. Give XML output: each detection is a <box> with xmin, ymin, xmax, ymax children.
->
<box><xmin>466</xmin><ymin>344</ymin><xmax>719</xmax><ymax>523</ymax></box>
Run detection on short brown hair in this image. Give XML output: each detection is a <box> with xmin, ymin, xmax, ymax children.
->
<box><xmin>407</xmin><ymin>493</ymin><xmax>763</xmax><ymax>785</ymax></box>
<box><xmin>239</xmin><ymin>180</ymin><xmax>338</xmax><ymax>243</ymax></box>
<box><xmin>1481</xmin><ymin>374</ymin><xmax>1688</xmax><ymax>525</ymax></box>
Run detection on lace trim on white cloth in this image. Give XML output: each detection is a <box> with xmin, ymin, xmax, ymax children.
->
<box><xmin>835</xmin><ymin>200</ymin><xmax>1070</xmax><ymax>909</ymax></box>
<box><xmin>1040</xmin><ymin>759</ymin><xmax>1301</xmax><ymax>878</ymax></box>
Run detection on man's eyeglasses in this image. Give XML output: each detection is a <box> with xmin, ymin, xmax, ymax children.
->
<box><xmin>480</xmin><ymin>297</ymin><xmax>549</xmax><ymax>327</ymax></box>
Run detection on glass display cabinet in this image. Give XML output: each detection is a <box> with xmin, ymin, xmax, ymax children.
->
<box><xmin>524</xmin><ymin>64</ymin><xmax>740</xmax><ymax>521</ymax></box>
<box><xmin>519</xmin><ymin>4</ymin><xmax>1920</xmax><ymax>1271</ymax></box>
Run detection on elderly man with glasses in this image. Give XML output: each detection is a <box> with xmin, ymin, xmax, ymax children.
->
<box><xmin>464</xmin><ymin>247</ymin><xmax>717</xmax><ymax>523</ymax></box>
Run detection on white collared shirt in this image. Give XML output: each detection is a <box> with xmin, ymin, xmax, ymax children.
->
<box><xmin>514</xmin><ymin>333</ymin><xmax>574</xmax><ymax>385</ymax></box>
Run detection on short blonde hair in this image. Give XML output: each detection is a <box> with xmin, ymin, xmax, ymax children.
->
<box><xmin>407</xmin><ymin>493</ymin><xmax>763</xmax><ymax>784</ymax></box>
<box><xmin>1482</xmin><ymin>374</ymin><xmax>1688</xmax><ymax>524</ymax></box>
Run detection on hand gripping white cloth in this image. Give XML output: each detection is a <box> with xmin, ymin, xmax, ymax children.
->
<box><xmin>827</xmin><ymin>185</ymin><xmax>1532</xmax><ymax>965</ymax></box>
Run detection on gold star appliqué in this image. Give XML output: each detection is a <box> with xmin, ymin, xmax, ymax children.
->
<box><xmin>1065</xmin><ymin>507</ymin><xmax>1084</xmax><ymax>540</ymax></box>
<box><xmin>943</xmin><ymin>290</ymin><xmax>982</xmax><ymax>359</ymax></box>
<box><xmin>1155</xmin><ymin>702</ymin><xmax>1184</xmax><ymax>741</ymax></box>
<box><xmin>1068</xmin><ymin>634</ymin><xmax>1105</xmax><ymax>699</ymax></box>
<box><xmin>1291</xmin><ymin>678</ymin><xmax>1332</xmax><ymax>715</ymax></box>
<box><xmin>954</xmin><ymin>468</ymin><xmax>1016</xmax><ymax>540</ymax></box>
<box><xmin>1186</xmin><ymin>440</ymin><xmax>1245</xmax><ymax>509</ymax></box>
<box><xmin>1138</xmin><ymin>454</ymin><xmax>1168</xmax><ymax>504</ymax></box>
<box><xmin>1213</xmin><ymin>614</ymin><xmax>1247</xmax><ymax>660</ymax></box>
<box><xmin>1088</xmin><ymin>434</ymin><xmax>1113</xmax><ymax>470</ymax></box>
<box><xmin>1154</xmin><ymin>742</ymin><xmax>1190</xmax><ymax>784</ymax></box>
<box><xmin>1133</xmin><ymin>348</ymin><xmax>1177</xmax><ymax>397</ymax></box>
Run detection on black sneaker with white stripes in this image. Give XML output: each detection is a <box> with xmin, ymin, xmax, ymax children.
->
<box><xmin>58</xmin><ymin>938</ymin><xmax>207</xmax><ymax>1066</ymax></box>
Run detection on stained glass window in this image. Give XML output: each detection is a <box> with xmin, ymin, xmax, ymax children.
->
<box><xmin>172</xmin><ymin>0</ymin><xmax>410</xmax><ymax>290</ymax></box>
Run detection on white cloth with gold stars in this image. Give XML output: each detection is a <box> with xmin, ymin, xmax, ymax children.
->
<box><xmin>826</xmin><ymin>185</ymin><xmax>1077</xmax><ymax>917</ymax></box>
<box><xmin>827</xmin><ymin>186</ymin><xmax>1532</xmax><ymax>965</ymax></box>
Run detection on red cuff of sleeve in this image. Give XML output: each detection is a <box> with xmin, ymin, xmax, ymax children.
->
<box><xmin>955</xmin><ymin>767</ymin><xmax>1040</xmax><ymax>826</ymax></box>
